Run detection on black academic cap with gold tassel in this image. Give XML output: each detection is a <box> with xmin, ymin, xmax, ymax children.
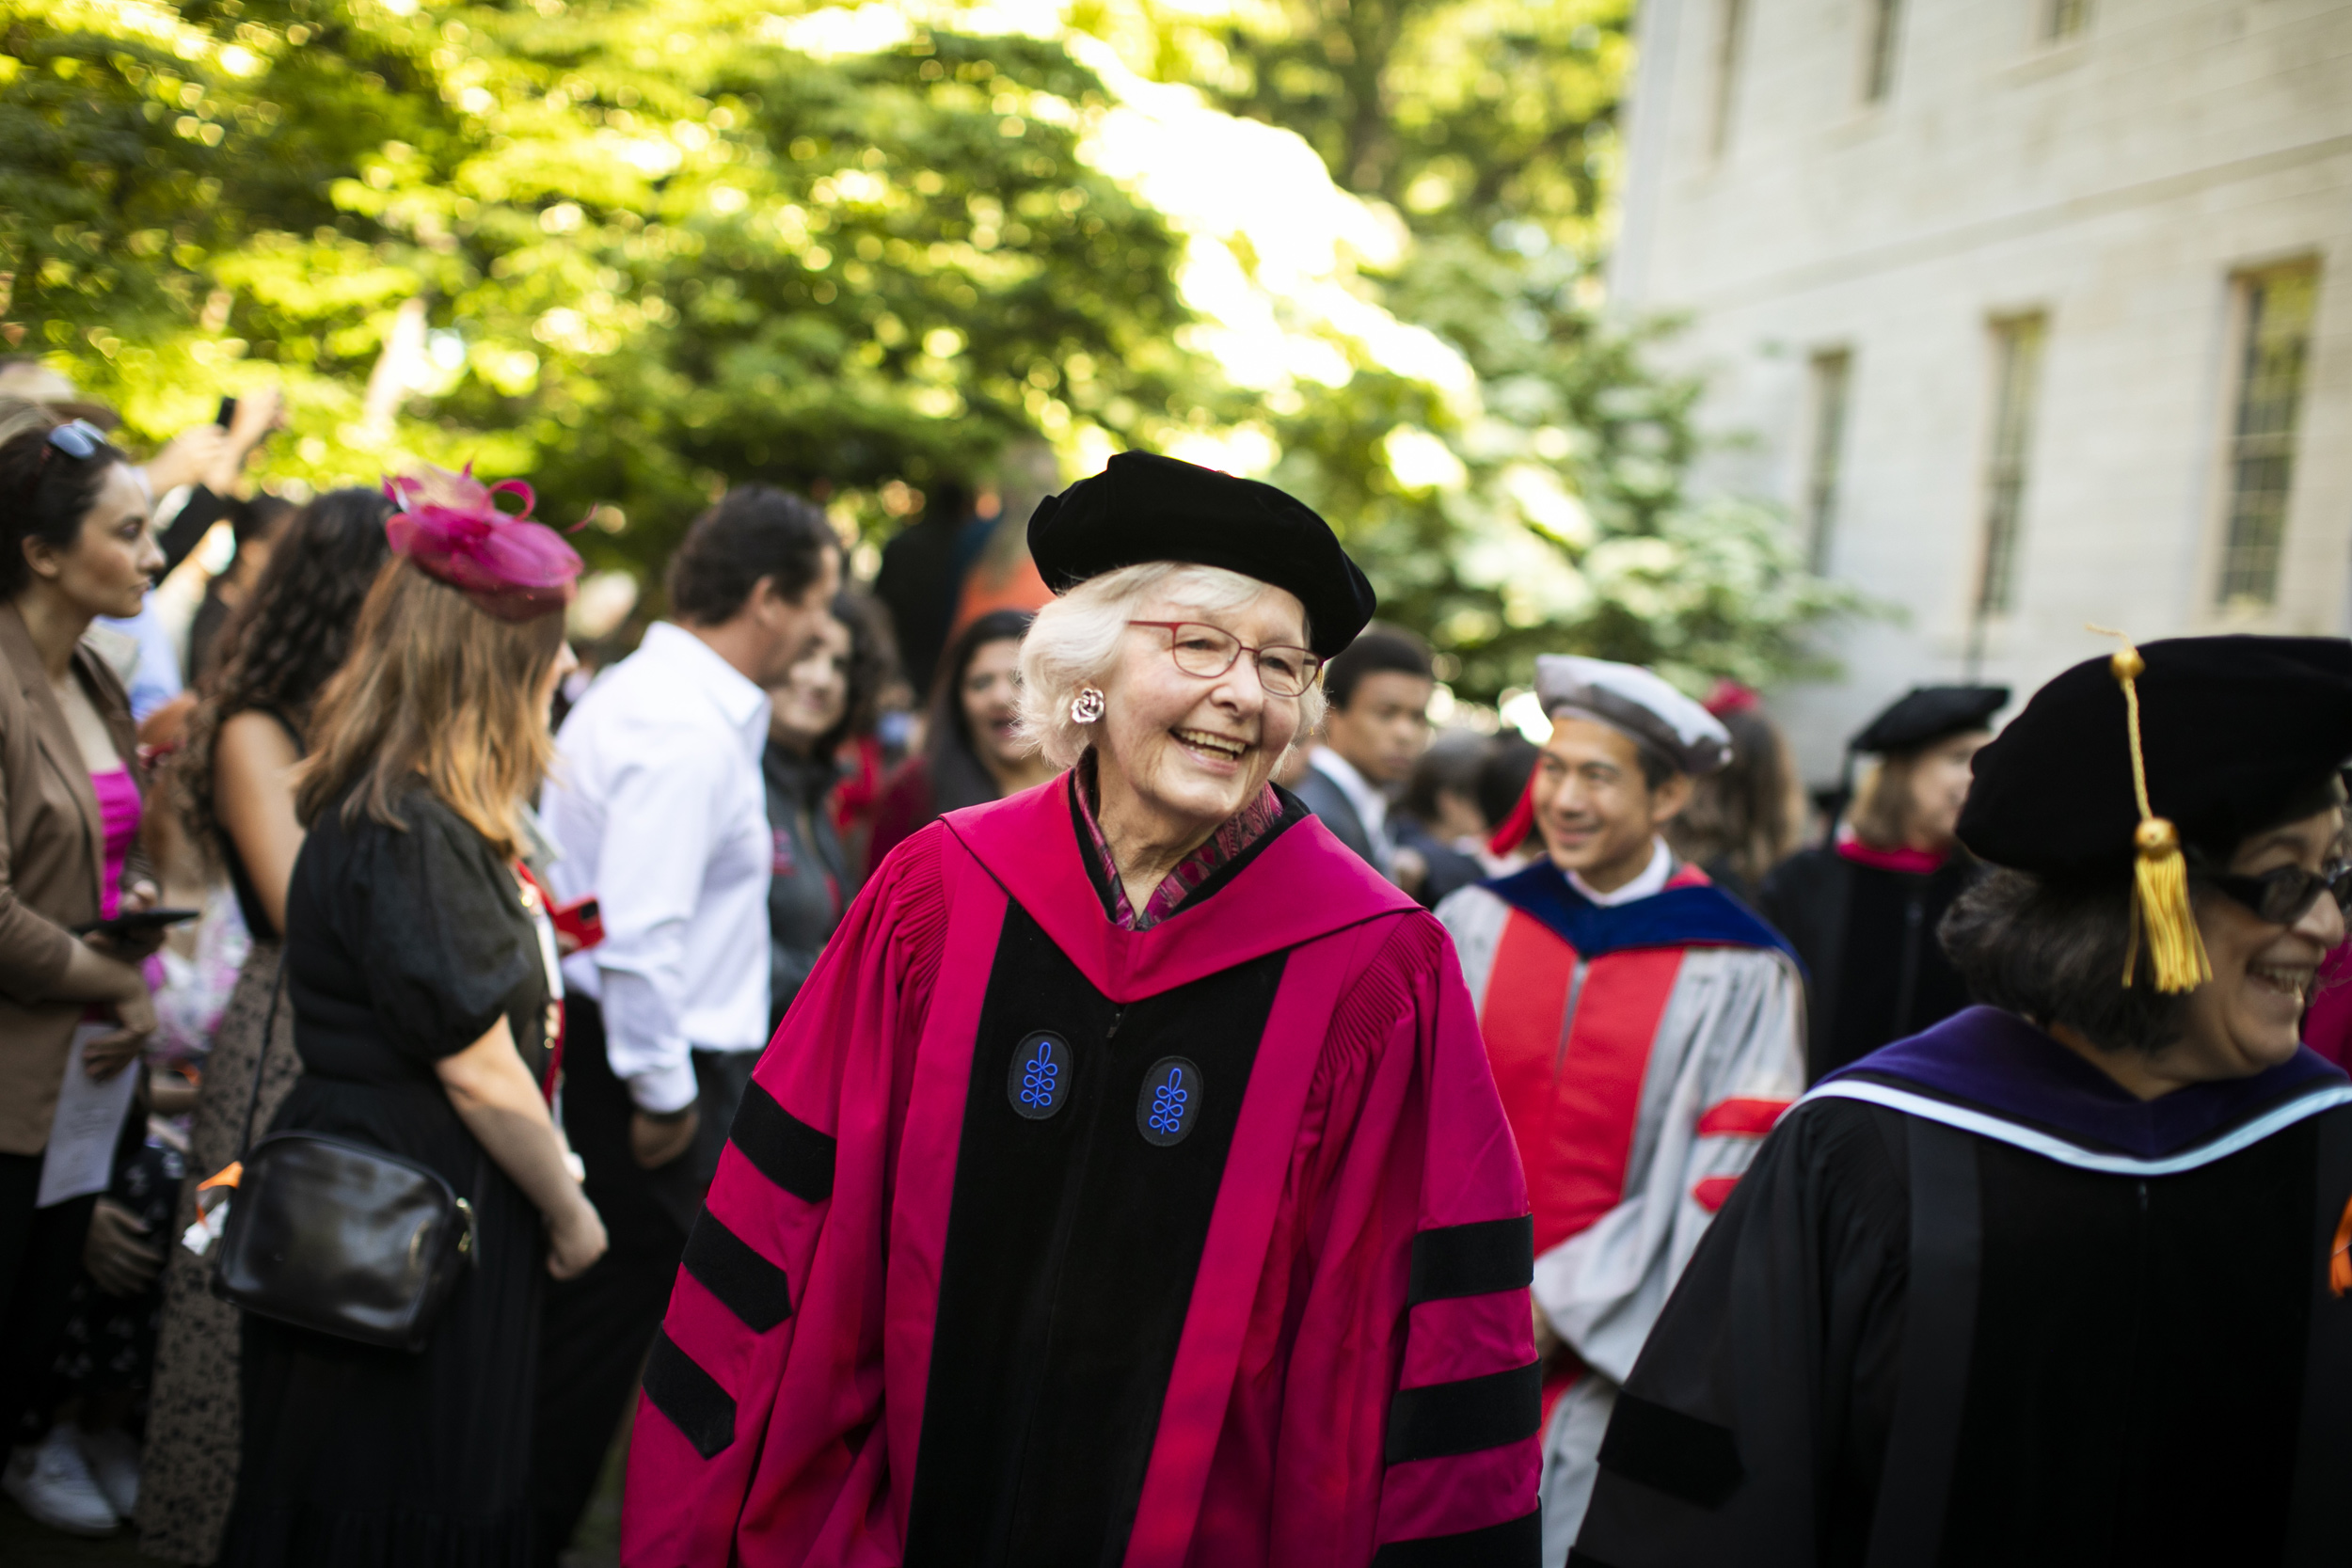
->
<box><xmin>1957</xmin><ymin>631</ymin><xmax>2352</xmax><ymax>985</ymax></box>
<box><xmin>2090</xmin><ymin>628</ymin><xmax>2210</xmax><ymax>991</ymax></box>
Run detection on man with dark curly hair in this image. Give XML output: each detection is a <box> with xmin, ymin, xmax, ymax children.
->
<box><xmin>533</xmin><ymin>486</ymin><xmax>839</xmax><ymax>1563</ymax></box>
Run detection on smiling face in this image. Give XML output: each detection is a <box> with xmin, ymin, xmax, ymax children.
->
<box><xmin>2176</xmin><ymin>804</ymin><xmax>2348</xmax><ymax>1077</ymax></box>
<box><xmin>24</xmin><ymin>463</ymin><xmax>162</xmax><ymax>621</ymax></box>
<box><xmin>960</xmin><ymin>637</ymin><xmax>1028</xmax><ymax>772</ymax></box>
<box><xmin>1093</xmin><ymin>585</ymin><xmax>1308</xmax><ymax>842</ymax></box>
<box><xmin>770</xmin><ymin>613</ymin><xmax>850</xmax><ymax>753</ymax></box>
<box><xmin>1532</xmin><ymin>714</ymin><xmax>1693</xmax><ymax>893</ymax></box>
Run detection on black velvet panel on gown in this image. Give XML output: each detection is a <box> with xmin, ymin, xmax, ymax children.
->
<box><xmin>220</xmin><ymin>787</ymin><xmax>550</xmax><ymax>1568</ymax></box>
<box><xmin>1941</xmin><ymin>1123</ymin><xmax>2311</xmax><ymax>1564</ymax></box>
<box><xmin>904</xmin><ymin>904</ymin><xmax>1289</xmax><ymax>1567</ymax></box>
<box><xmin>1572</xmin><ymin>1101</ymin><xmax>2335</xmax><ymax>1568</ymax></box>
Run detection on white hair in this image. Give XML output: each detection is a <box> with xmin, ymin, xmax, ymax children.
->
<box><xmin>1015</xmin><ymin>561</ymin><xmax>1327</xmax><ymax>769</ymax></box>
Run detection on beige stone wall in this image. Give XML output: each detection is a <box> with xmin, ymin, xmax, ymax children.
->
<box><xmin>1611</xmin><ymin>0</ymin><xmax>2352</xmax><ymax>777</ymax></box>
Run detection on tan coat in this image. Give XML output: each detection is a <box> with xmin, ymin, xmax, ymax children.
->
<box><xmin>0</xmin><ymin>602</ymin><xmax>144</xmax><ymax>1155</ymax></box>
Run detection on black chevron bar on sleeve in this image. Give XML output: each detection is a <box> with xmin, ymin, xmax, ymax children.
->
<box><xmin>681</xmin><ymin>1210</ymin><xmax>796</xmax><ymax>1333</ymax></box>
<box><xmin>1384</xmin><ymin>1360</ymin><xmax>1544</xmax><ymax>1465</ymax></box>
<box><xmin>644</xmin><ymin>1328</ymin><xmax>738</xmax><ymax>1461</ymax></box>
<box><xmin>1406</xmin><ymin>1214</ymin><xmax>1534</xmax><ymax>1305</ymax></box>
<box><xmin>729</xmin><ymin>1080</ymin><xmax>837</xmax><ymax>1203</ymax></box>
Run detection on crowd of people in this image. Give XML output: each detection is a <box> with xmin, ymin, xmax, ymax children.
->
<box><xmin>0</xmin><ymin>359</ymin><xmax>2348</xmax><ymax>1568</ymax></box>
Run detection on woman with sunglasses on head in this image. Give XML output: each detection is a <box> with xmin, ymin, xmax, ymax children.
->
<box><xmin>0</xmin><ymin>420</ymin><xmax>177</xmax><ymax>1535</ymax></box>
<box><xmin>1574</xmin><ymin>635</ymin><xmax>2352</xmax><ymax>1568</ymax></box>
<box><xmin>624</xmin><ymin>453</ymin><xmax>1539</xmax><ymax>1566</ymax></box>
<box><xmin>218</xmin><ymin>467</ymin><xmax>605</xmax><ymax>1566</ymax></box>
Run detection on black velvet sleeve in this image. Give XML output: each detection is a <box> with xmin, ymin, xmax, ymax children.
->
<box><xmin>356</xmin><ymin>793</ymin><xmax>540</xmax><ymax>1063</ymax></box>
<box><xmin>1571</xmin><ymin>1100</ymin><xmax>1912</xmax><ymax>1568</ymax></box>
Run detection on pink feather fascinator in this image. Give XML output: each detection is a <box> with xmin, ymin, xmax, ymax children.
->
<box><xmin>382</xmin><ymin>463</ymin><xmax>582</xmax><ymax>623</ymax></box>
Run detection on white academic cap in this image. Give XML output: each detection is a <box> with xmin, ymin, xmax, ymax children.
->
<box><xmin>1534</xmin><ymin>655</ymin><xmax>1732</xmax><ymax>777</ymax></box>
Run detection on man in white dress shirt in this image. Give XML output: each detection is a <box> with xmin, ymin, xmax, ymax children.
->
<box><xmin>532</xmin><ymin>485</ymin><xmax>840</xmax><ymax>1563</ymax></box>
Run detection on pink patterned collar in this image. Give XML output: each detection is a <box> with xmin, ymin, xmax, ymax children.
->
<box><xmin>1073</xmin><ymin>754</ymin><xmax>1287</xmax><ymax>931</ymax></box>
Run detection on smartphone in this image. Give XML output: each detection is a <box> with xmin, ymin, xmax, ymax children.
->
<box><xmin>549</xmin><ymin>895</ymin><xmax>603</xmax><ymax>951</ymax></box>
<box><xmin>72</xmin><ymin>907</ymin><xmax>201</xmax><ymax>940</ymax></box>
<box><xmin>215</xmin><ymin>396</ymin><xmax>238</xmax><ymax>429</ymax></box>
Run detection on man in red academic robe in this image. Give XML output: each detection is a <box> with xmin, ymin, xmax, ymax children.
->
<box><xmin>1438</xmin><ymin>656</ymin><xmax>1805</xmax><ymax>1562</ymax></box>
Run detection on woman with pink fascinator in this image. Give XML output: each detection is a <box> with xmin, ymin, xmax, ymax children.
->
<box><xmin>217</xmin><ymin>466</ymin><xmax>607</xmax><ymax>1567</ymax></box>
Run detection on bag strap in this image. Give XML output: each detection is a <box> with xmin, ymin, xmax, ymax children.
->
<box><xmin>235</xmin><ymin>958</ymin><xmax>290</xmax><ymax>1160</ymax></box>
<box><xmin>1863</xmin><ymin>1115</ymin><xmax>1981</xmax><ymax>1568</ymax></box>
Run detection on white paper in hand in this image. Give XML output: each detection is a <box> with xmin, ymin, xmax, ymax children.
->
<box><xmin>37</xmin><ymin>1021</ymin><xmax>139</xmax><ymax>1208</ymax></box>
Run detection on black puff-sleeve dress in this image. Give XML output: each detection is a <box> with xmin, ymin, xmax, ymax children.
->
<box><xmin>221</xmin><ymin>785</ymin><xmax>553</xmax><ymax>1568</ymax></box>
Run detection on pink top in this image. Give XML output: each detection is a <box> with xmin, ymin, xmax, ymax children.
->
<box><xmin>89</xmin><ymin>766</ymin><xmax>140</xmax><ymax>919</ymax></box>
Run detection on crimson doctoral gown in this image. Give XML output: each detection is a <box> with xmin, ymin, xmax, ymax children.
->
<box><xmin>621</xmin><ymin>776</ymin><xmax>1540</xmax><ymax>1567</ymax></box>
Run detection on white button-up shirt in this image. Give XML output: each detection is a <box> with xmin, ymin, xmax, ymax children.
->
<box><xmin>542</xmin><ymin>623</ymin><xmax>773</xmax><ymax>1114</ymax></box>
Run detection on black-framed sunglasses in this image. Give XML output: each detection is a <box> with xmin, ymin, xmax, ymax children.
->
<box><xmin>1128</xmin><ymin>621</ymin><xmax>1323</xmax><ymax>699</ymax></box>
<box><xmin>2208</xmin><ymin>862</ymin><xmax>2352</xmax><ymax>927</ymax></box>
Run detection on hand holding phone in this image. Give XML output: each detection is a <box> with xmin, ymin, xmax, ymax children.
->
<box><xmin>72</xmin><ymin>907</ymin><xmax>200</xmax><ymax>942</ymax></box>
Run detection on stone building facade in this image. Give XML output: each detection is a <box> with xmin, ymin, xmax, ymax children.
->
<box><xmin>1610</xmin><ymin>0</ymin><xmax>2352</xmax><ymax>775</ymax></box>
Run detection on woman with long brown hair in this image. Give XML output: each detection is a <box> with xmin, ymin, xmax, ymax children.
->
<box><xmin>218</xmin><ymin>467</ymin><xmax>605</xmax><ymax>1566</ymax></box>
<box><xmin>139</xmin><ymin>486</ymin><xmax>391</xmax><ymax>1563</ymax></box>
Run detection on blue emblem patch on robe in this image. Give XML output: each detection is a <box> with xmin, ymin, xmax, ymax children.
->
<box><xmin>1009</xmin><ymin>1032</ymin><xmax>1073</xmax><ymax>1119</ymax></box>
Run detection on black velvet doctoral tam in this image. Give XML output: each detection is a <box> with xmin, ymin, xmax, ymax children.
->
<box><xmin>1849</xmin><ymin>685</ymin><xmax>2009</xmax><ymax>755</ymax></box>
<box><xmin>1959</xmin><ymin>635</ymin><xmax>2352</xmax><ymax>878</ymax></box>
<box><xmin>1026</xmin><ymin>451</ymin><xmax>1376</xmax><ymax>657</ymax></box>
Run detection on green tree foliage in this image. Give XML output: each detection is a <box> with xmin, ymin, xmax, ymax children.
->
<box><xmin>3</xmin><ymin>0</ymin><xmax>1853</xmax><ymax>694</ymax></box>
<box><xmin>1082</xmin><ymin>0</ymin><xmax>1862</xmax><ymax>697</ymax></box>
<box><xmin>2</xmin><ymin>0</ymin><xmax>1210</xmax><ymax>574</ymax></box>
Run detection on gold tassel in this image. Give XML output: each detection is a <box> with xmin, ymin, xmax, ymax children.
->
<box><xmin>2090</xmin><ymin>627</ymin><xmax>2212</xmax><ymax>992</ymax></box>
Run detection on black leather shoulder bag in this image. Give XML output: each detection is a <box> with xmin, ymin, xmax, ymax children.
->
<box><xmin>209</xmin><ymin>968</ymin><xmax>476</xmax><ymax>1353</ymax></box>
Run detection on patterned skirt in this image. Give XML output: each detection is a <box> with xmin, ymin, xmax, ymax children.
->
<box><xmin>136</xmin><ymin>942</ymin><xmax>299</xmax><ymax>1565</ymax></box>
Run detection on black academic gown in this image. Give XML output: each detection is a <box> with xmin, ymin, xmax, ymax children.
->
<box><xmin>1571</xmin><ymin>1006</ymin><xmax>2352</xmax><ymax>1568</ymax></box>
<box><xmin>1756</xmin><ymin>847</ymin><xmax>1977</xmax><ymax>1083</ymax></box>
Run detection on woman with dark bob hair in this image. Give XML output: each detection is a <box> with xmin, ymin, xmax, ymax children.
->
<box><xmin>623</xmin><ymin>452</ymin><xmax>1539</xmax><ymax>1565</ymax></box>
<box><xmin>1574</xmin><ymin>634</ymin><xmax>2352</xmax><ymax>1568</ymax></box>
<box><xmin>863</xmin><ymin>607</ymin><xmax>1055</xmax><ymax>874</ymax></box>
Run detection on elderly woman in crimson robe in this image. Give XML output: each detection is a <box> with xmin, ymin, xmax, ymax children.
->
<box><xmin>622</xmin><ymin>451</ymin><xmax>1541</xmax><ymax>1568</ymax></box>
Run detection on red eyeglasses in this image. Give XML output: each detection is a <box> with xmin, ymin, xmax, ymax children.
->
<box><xmin>1128</xmin><ymin>621</ymin><xmax>1323</xmax><ymax>698</ymax></box>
